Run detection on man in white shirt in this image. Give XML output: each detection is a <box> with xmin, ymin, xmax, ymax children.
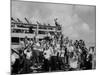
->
<box><xmin>43</xmin><ymin>46</ymin><xmax>52</xmax><ymax>71</ymax></box>
<box><xmin>24</xmin><ymin>48</ymin><xmax>32</xmax><ymax>60</ymax></box>
<box><xmin>43</xmin><ymin>47</ymin><xmax>52</xmax><ymax>60</ymax></box>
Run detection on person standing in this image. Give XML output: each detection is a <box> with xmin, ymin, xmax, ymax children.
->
<box><xmin>43</xmin><ymin>46</ymin><xmax>52</xmax><ymax>72</ymax></box>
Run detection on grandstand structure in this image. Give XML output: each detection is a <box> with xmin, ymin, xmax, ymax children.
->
<box><xmin>11</xmin><ymin>17</ymin><xmax>62</xmax><ymax>45</ymax></box>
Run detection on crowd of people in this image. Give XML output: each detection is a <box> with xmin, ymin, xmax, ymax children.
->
<box><xmin>11</xmin><ymin>32</ymin><xmax>96</xmax><ymax>74</ymax></box>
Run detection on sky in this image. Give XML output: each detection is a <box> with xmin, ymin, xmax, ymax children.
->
<box><xmin>11</xmin><ymin>0</ymin><xmax>96</xmax><ymax>47</ymax></box>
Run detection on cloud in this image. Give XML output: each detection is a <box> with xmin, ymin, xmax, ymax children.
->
<box><xmin>63</xmin><ymin>26</ymin><xmax>79</xmax><ymax>38</ymax></box>
<box><xmin>74</xmin><ymin>22</ymin><xmax>90</xmax><ymax>32</ymax></box>
<box><xmin>74</xmin><ymin>5</ymin><xmax>96</xmax><ymax>29</ymax></box>
<box><xmin>82</xmin><ymin>23</ymin><xmax>90</xmax><ymax>31</ymax></box>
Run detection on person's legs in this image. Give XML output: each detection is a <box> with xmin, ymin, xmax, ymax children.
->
<box><xmin>51</xmin><ymin>56</ymin><xmax>57</xmax><ymax>71</ymax></box>
<box><xmin>43</xmin><ymin>59</ymin><xmax>49</xmax><ymax>72</ymax></box>
<box><xmin>58</xmin><ymin>57</ymin><xmax>62</xmax><ymax>70</ymax></box>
